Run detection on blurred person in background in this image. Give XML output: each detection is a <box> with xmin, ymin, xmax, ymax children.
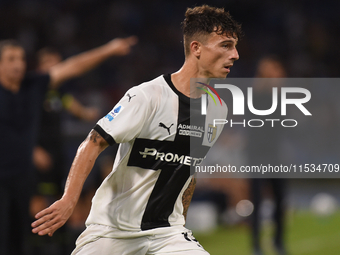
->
<box><xmin>35</xmin><ymin>47</ymin><xmax>100</xmax><ymax>121</ymax></box>
<box><xmin>31</xmin><ymin>5</ymin><xmax>241</xmax><ymax>255</ymax></box>
<box><xmin>30</xmin><ymin>47</ymin><xmax>104</xmax><ymax>254</ymax></box>
<box><xmin>31</xmin><ymin>47</ymin><xmax>101</xmax><ymax>215</ymax></box>
<box><xmin>247</xmin><ymin>56</ymin><xmax>287</xmax><ymax>255</ymax></box>
<box><xmin>0</xmin><ymin>36</ymin><xmax>137</xmax><ymax>255</ymax></box>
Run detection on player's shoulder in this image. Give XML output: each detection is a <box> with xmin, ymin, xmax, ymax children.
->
<box><xmin>207</xmin><ymin>95</ymin><xmax>228</xmax><ymax>118</ymax></box>
<box><xmin>217</xmin><ymin>98</ymin><xmax>228</xmax><ymax>117</ymax></box>
<box><xmin>220</xmin><ymin>98</ymin><xmax>228</xmax><ymax>111</ymax></box>
<box><xmin>125</xmin><ymin>75</ymin><xmax>169</xmax><ymax>101</ymax></box>
<box><xmin>135</xmin><ymin>75</ymin><xmax>168</xmax><ymax>93</ymax></box>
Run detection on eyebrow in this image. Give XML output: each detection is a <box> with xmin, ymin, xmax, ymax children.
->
<box><xmin>220</xmin><ymin>40</ymin><xmax>238</xmax><ymax>46</ymax></box>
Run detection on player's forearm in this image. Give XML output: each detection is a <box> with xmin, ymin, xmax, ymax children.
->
<box><xmin>62</xmin><ymin>130</ymin><xmax>108</xmax><ymax>205</ymax></box>
<box><xmin>64</xmin><ymin>42</ymin><xmax>115</xmax><ymax>71</ymax></box>
<box><xmin>65</xmin><ymin>97</ymin><xmax>98</xmax><ymax>121</ymax></box>
<box><xmin>31</xmin><ymin>129</ymin><xmax>108</xmax><ymax>237</ymax></box>
<box><xmin>49</xmin><ymin>44</ymin><xmax>114</xmax><ymax>87</ymax></box>
<box><xmin>182</xmin><ymin>177</ymin><xmax>196</xmax><ymax>221</ymax></box>
<box><xmin>49</xmin><ymin>36</ymin><xmax>137</xmax><ymax>88</ymax></box>
<box><xmin>61</xmin><ymin>143</ymin><xmax>96</xmax><ymax>205</ymax></box>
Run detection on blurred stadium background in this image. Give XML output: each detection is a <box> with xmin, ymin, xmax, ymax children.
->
<box><xmin>1</xmin><ymin>0</ymin><xmax>340</xmax><ymax>254</ymax></box>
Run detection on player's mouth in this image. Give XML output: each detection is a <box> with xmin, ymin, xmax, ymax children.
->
<box><xmin>223</xmin><ymin>64</ymin><xmax>233</xmax><ymax>73</ymax></box>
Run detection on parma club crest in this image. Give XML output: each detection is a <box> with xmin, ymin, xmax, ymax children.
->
<box><xmin>207</xmin><ymin>124</ymin><xmax>217</xmax><ymax>143</ymax></box>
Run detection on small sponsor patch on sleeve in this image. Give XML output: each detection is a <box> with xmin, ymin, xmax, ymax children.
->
<box><xmin>105</xmin><ymin>113</ymin><xmax>114</xmax><ymax>121</ymax></box>
<box><xmin>104</xmin><ymin>104</ymin><xmax>124</xmax><ymax>122</ymax></box>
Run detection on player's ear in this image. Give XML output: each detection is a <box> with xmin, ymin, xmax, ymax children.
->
<box><xmin>190</xmin><ymin>41</ymin><xmax>201</xmax><ymax>58</ymax></box>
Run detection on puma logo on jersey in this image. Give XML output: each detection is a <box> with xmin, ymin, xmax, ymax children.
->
<box><xmin>126</xmin><ymin>93</ymin><xmax>136</xmax><ymax>102</ymax></box>
<box><xmin>159</xmin><ymin>122</ymin><xmax>173</xmax><ymax>135</ymax></box>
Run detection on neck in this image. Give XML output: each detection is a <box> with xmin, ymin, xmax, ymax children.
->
<box><xmin>171</xmin><ymin>58</ymin><xmax>208</xmax><ymax>98</ymax></box>
<box><xmin>0</xmin><ymin>75</ymin><xmax>20</xmax><ymax>93</ymax></box>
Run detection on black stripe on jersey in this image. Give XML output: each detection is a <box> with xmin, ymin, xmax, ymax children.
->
<box><xmin>141</xmin><ymin>164</ymin><xmax>191</xmax><ymax>230</ymax></box>
<box><xmin>133</xmin><ymin>74</ymin><xmax>209</xmax><ymax>230</ymax></box>
<box><xmin>132</xmin><ymin>134</ymin><xmax>209</xmax><ymax>231</ymax></box>
<box><xmin>93</xmin><ymin>124</ymin><xmax>116</xmax><ymax>146</ymax></box>
<box><xmin>163</xmin><ymin>74</ymin><xmax>190</xmax><ymax>105</ymax></box>
<box><xmin>129</xmin><ymin>137</ymin><xmax>209</xmax><ymax>230</ymax></box>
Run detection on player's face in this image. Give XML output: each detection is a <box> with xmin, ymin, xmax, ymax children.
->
<box><xmin>199</xmin><ymin>33</ymin><xmax>239</xmax><ymax>78</ymax></box>
<box><xmin>0</xmin><ymin>46</ymin><xmax>26</xmax><ymax>83</ymax></box>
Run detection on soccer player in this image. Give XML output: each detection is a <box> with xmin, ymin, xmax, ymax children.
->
<box><xmin>0</xmin><ymin>36</ymin><xmax>137</xmax><ymax>255</ymax></box>
<box><xmin>32</xmin><ymin>5</ymin><xmax>241</xmax><ymax>254</ymax></box>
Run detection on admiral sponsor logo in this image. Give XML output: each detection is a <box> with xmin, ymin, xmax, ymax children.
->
<box><xmin>139</xmin><ymin>148</ymin><xmax>204</xmax><ymax>166</ymax></box>
<box><xmin>178</xmin><ymin>124</ymin><xmax>205</xmax><ymax>138</ymax></box>
<box><xmin>104</xmin><ymin>104</ymin><xmax>124</xmax><ymax>122</ymax></box>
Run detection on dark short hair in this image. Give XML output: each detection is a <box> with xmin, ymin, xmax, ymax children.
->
<box><xmin>36</xmin><ymin>47</ymin><xmax>61</xmax><ymax>62</ymax></box>
<box><xmin>37</xmin><ymin>47</ymin><xmax>60</xmax><ymax>58</ymax></box>
<box><xmin>182</xmin><ymin>5</ymin><xmax>242</xmax><ymax>57</ymax></box>
<box><xmin>0</xmin><ymin>39</ymin><xmax>23</xmax><ymax>59</ymax></box>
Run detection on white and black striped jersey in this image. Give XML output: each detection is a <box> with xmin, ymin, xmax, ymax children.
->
<box><xmin>87</xmin><ymin>74</ymin><xmax>227</xmax><ymax>232</ymax></box>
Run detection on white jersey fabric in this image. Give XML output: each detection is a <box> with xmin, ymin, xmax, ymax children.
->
<box><xmin>87</xmin><ymin>74</ymin><xmax>227</xmax><ymax>235</ymax></box>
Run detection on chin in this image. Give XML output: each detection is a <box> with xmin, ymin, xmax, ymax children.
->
<box><xmin>208</xmin><ymin>74</ymin><xmax>224</xmax><ymax>79</ymax></box>
<box><xmin>218</xmin><ymin>74</ymin><xmax>228</xmax><ymax>78</ymax></box>
<box><xmin>218</xmin><ymin>71</ymin><xmax>229</xmax><ymax>78</ymax></box>
<box><xmin>206</xmin><ymin>71</ymin><xmax>227</xmax><ymax>79</ymax></box>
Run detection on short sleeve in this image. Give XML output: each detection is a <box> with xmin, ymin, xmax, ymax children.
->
<box><xmin>94</xmin><ymin>86</ymin><xmax>151</xmax><ymax>145</ymax></box>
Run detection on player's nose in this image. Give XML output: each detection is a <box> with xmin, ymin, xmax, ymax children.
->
<box><xmin>231</xmin><ymin>47</ymin><xmax>239</xmax><ymax>61</ymax></box>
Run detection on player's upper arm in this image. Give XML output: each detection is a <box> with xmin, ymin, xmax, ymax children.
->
<box><xmin>84</xmin><ymin>129</ymin><xmax>109</xmax><ymax>153</ymax></box>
